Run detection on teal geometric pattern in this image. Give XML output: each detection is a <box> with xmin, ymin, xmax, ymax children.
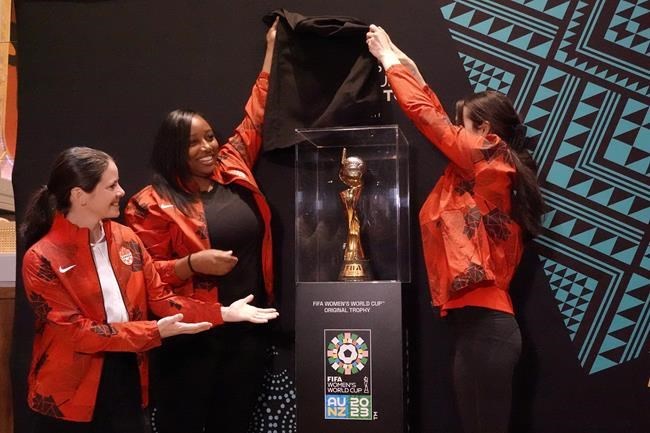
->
<box><xmin>512</xmin><ymin>0</ymin><xmax>572</xmax><ymax>19</ymax></box>
<box><xmin>439</xmin><ymin>0</ymin><xmax>650</xmax><ymax>374</ymax></box>
<box><xmin>541</xmin><ymin>256</ymin><xmax>598</xmax><ymax>340</ymax></box>
<box><xmin>643</xmin><ymin>244</ymin><xmax>650</xmax><ymax>271</ymax></box>
<box><xmin>441</xmin><ymin>1</ymin><xmax>556</xmax><ymax>58</ymax></box>
<box><xmin>544</xmin><ymin>82</ymin><xmax>650</xmax><ymax>225</ymax></box>
<box><xmin>556</xmin><ymin>1</ymin><xmax>649</xmax><ymax>97</ymax></box>
<box><xmin>604</xmin><ymin>0</ymin><xmax>650</xmax><ymax>56</ymax></box>
<box><xmin>459</xmin><ymin>53</ymin><xmax>515</xmax><ymax>94</ymax></box>
<box><xmin>591</xmin><ymin>273</ymin><xmax>650</xmax><ymax>373</ymax></box>
<box><xmin>603</xmin><ymin>97</ymin><xmax>650</xmax><ymax>176</ymax></box>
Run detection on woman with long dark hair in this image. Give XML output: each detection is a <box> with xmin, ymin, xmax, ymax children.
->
<box><xmin>21</xmin><ymin>147</ymin><xmax>278</xmax><ymax>433</ymax></box>
<box><xmin>124</xmin><ymin>20</ymin><xmax>278</xmax><ymax>433</ymax></box>
<box><xmin>366</xmin><ymin>25</ymin><xmax>544</xmax><ymax>433</ymax></box>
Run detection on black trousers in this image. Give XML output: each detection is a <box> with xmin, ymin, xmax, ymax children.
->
<box><xmin>32</xmin><ymin>352</ymin><xmax>144</xmax><ymax>433</ymax></box>
<box><xmin>150</xmin><ymin>323</ymin><xmax>269</xmax><ymax>433</ymax></box>
<box><xmin>446</xmin><ymin>307</ymin><xmax>522</xmax><ymax>433</ymax></box>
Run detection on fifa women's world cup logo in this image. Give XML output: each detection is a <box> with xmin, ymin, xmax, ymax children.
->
<box><xmin>324</xmin><ymin>330</ymin><xmax>373</xmax><ymax>420</ymax></box>
<box><xmin>338</xmin><ymin>148</ymin><xmax>372</xmax><ymax>281</ymax></box>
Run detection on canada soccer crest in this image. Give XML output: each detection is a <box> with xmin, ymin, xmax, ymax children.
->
<box><xmin>119</xmin><ymin>246</ymin><xmax>133</xmax><ymax>266</ymax></box>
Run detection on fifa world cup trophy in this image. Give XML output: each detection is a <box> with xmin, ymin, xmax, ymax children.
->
<box><xmin>338</xmin><ymin>148</ymin><xmax>372</xmax><ymax>281</ymax></box>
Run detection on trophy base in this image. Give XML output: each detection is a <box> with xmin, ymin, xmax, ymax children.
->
<box><xmin>338</xmin><ymin>259</ymin><xmax>372</xmax><ymax>281</ymax></box>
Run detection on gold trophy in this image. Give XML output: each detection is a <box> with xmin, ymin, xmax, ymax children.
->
<box><xmin>338</xmin><ymin>148</ymin><xmax>372</xmax><ymax>281</ymax></box>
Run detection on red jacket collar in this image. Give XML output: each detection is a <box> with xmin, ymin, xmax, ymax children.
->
<box><xmin>49</xmin><ymin>213</ymin><xmax>112</xmax><ymax>245</ymax></box>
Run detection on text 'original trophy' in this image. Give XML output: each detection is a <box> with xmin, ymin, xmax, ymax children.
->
<box><xmin>338</xmin><ymin>148</ymin><xmax>372</xmax><ymax>281</ymax></box>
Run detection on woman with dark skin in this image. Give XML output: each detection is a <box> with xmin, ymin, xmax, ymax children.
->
<box><xmin>125</xmin><ymin>20</ymin><xmax>280</xmax><ymax>433</ymax></box>
<box><xmin>21</xmin><ymin>147</ymin><xmax>278</xmax><ymax>433</ymax></box>
<box><xmin>367</xmin><ymin>25</ymin><xmax>544</xmax><ymax>433</ymax></box>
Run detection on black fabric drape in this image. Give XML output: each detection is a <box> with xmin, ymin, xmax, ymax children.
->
<box><xmin>262</xmin><ymin>9</ymin><xmax>386</xmax><ymax>151</ymax></box>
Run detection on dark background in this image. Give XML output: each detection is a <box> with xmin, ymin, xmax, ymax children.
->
<box><xmin>11</xmin><ymin>1</ymin><xmax>649</xmax><ymax>432</ymax></box>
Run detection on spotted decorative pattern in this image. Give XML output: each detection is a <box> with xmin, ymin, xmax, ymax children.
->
<box><xmin>249</xmin><ymin>346</ymin><xmax>297</xmax><ymax>433</ymax></box>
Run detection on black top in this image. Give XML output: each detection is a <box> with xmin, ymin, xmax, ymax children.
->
<box><xmin>201</xmin><ymin>182</ymin><xmax>264</xmax><ymax>306</ymax></box>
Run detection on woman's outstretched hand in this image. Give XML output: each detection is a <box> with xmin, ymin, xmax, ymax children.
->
<box><xmin>221</xmin><ymin>294</ymin><xmax>279</xmax><ymax>324</ymax></box>
<box><xmin>157</xmin><ymin>313</ymin><xmax>212</xmax><ymax>338</ymax></box>
<box><xmin>266</xmin><ymin>16</ymin><xmax>278</xmax><ymax>46</ymax></box>
<box><xmin>262</xmin><ymin>17</ymin><xmax>279</xmax><ymax>73</ymax></box>
<box><xmin>366</xmin><ymin>24</ymin><xmax>425</xmax><ymax>86</ymax></box>
<box><xmin>366</xmin><ymin>24</ymin><xmax>399</xmax><ymax>68</ymax></box>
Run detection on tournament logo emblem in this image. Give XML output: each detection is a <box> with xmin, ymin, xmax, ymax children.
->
<box><xmin>327</xmin><ymin>332</ymin><xmax>369</xmax><ymax>375</ymax></box>
<box><xmin>119</xmin><ymin>246</ymin><xmax>134</xmax><ymax>266</ymax></box>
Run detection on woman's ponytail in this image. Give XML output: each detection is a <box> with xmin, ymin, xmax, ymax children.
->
<box><xmin>20</xmin><ymin>185</ymin><xmax>57</xmax><ymax>249</ymax></box>
<box><xmin>510</xmin><ymin>145</ymin><xmax>545</xmax><ymax>240</ymax></box>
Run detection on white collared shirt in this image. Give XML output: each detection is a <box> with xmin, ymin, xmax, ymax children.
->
<box><xmin>90</xmin><ymin>225</ymin><xmax>129</xmax><ymax>323</ymax></box>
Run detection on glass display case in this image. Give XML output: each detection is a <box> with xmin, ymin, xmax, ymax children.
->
<box><xmin>295</xmin><ymin>125</ymin><xmax>410</xmax><ymax>282</ymax></box>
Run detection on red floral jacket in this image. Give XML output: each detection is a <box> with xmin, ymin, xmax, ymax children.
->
<box><xmin>125</xmin><ymin>72</ymin><xmax>274</xmax><ymax>304</ymax></box>
<box><xmin>386</xmin><ymin>65</ymin><xmax>523</xmax><ymax>310</ymax></box>
<box><xmin>22</xmin><ymin>214</ymin><xmax>223</xmax><ymax>421</ymax></box>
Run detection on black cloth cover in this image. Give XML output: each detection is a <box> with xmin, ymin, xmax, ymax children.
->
<box><xmin>262</xmin><ymin>9</ymin><xmax>386</xmax><ymax>151</ymax></box>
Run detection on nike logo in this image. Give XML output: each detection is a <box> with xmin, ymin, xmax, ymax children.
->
<box><xmin>160</xmin><ymin>203</ymin><xmax>174</xmax><ymax>209</ymax></box>
<box><xmin>59</xmin><ymin>264</ymin><xmax>76</xmax><ymax>273</ymax></box>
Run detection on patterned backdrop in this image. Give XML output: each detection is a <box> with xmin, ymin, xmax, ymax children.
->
<box><xmin>438</xmin><ymin>0</ymin><xmax>649</xmax><ymax>375</ymax></box>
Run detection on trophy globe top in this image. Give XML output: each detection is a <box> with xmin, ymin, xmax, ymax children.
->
<box><xmin>339</xmin><ymin>148</ymin><xmax>365</xmax><ymax>188</ymax></box>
